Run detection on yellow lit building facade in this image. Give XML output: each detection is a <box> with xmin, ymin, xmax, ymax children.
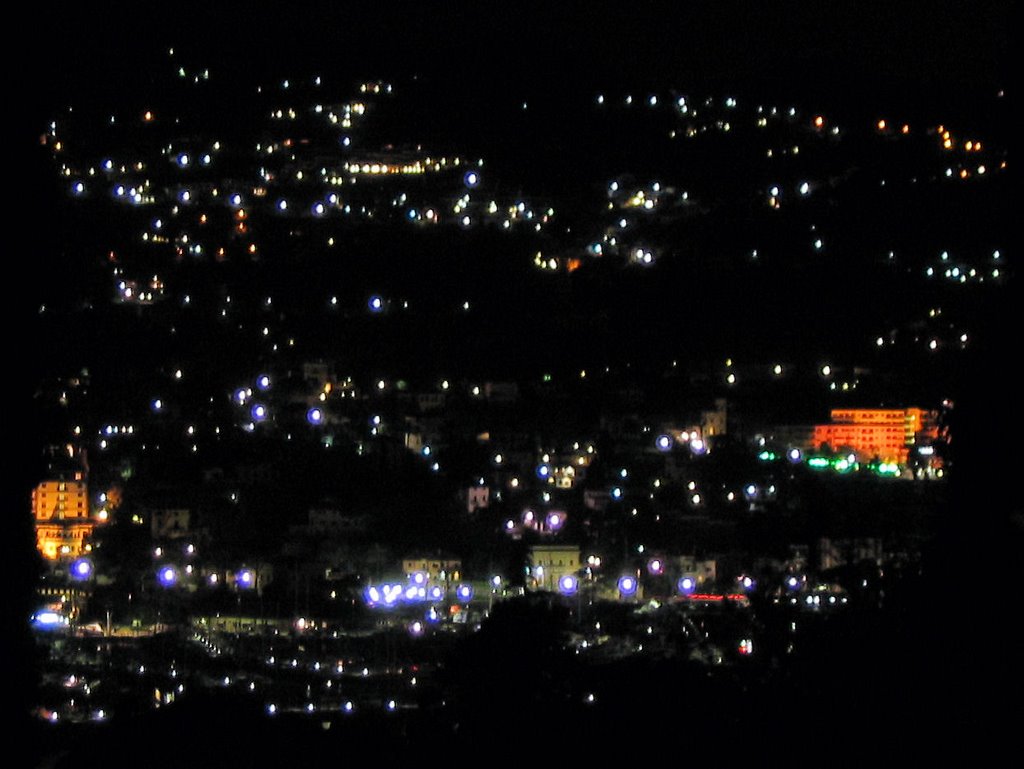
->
<box><xmin>527</xmin><ymin>545</ymin><xmax>581</xmax><ymax>592</ymax></box>
<box><xmin>32</xmin><ymin>474</ymin><xmax>94</xmax><ymax>560</ymax></box>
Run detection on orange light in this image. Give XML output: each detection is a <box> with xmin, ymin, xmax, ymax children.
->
<box><xmin>199</xmin><ymin>214</ymin><xmax>207</xmax><ymax>224</ymax></box>
<box><xmin>248</xmin><ymin>244</ymin><xmax>257</xmax><ymax>254</ymax></box>
<box><xmin>877</xmin><ymin>119</ymin><xmax>887</xmax><ymax>131</ymax></box>
<box><xmin>901</xmin><ymin>124</ymin><xmax>910</xmax><ymax>135</ymax></box>
<box><xmin>964</xmin><ymin>141</ymin><xmax>973</xmax><ymax>151</ymax></box>
<box><xmin>960</xmin><ymin>169</ymin><xmax>969</xmax><ymax>179</ymax></box>
<box><xmin>143</xmin><ymin>111</ymin><xmax>154</xmax><ymax>122</ymax></box>
<box><xmin>813</xmin><ymin>115</ymin><xmax>824</xmax><ymax>128</ymax></box>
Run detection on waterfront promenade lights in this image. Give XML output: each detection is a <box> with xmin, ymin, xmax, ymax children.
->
<box><xmin>677</xmin><ymin>576</ymin><xmax>697</xmax><ymax>595</ymax></box>
<box><xmin>306</xmin><ymin>407</ymin><xmax>324</xmax><ymax>425</ymax></box>
<box><xmin>739</xmin><ymin>575</ymin><xmax>756</xmax><ymax>593</ymax></box>
<box><xmin>360</xmin><ymin>584</ymin><xmax>400</xmax><ymax>606</ymax></box>
<box><xmin>32</xmin><ymin>611</ymin><xmax>68</xmax><ymax>629</ymax></box>
<box><xmin>655</xmin><ymin>434</ymin><xmax>673</xmax><ymax>452</ymax></box>
<box><xmin>382</xmin><ymin>585</ymin><xmax>402</xmax><ymax>606</ymax></box>
<box><xmin>647</xmin><ymin>558</ymin><xmax>665</xmax><ymax>576</ymax></box>
<box><xmin>456</xmin><ymin>584</ymin><xmax>474</xmax><ymax>603</ymax></box>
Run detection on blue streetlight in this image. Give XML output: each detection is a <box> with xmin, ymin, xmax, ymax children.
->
<box><xmin>558</xmin><ymin>575</ymin><xmax>579</xmax><ymax>596</ymax></box>
<box><xmin>236</xmin><ymin>568</ymin><xmax>256</xmax><ymax>589</ymax></box>
<box><xmin>617</xmin><ymin>575</ymin><xmax>638</xmax><ymax>597</ymax></box>
<box><xmin>70</xmin><ymin>557</ymin><xmax>94</xmax><ymax>581</ymax></box>
<box><xmin>157</xmin><ymin>565</ymin><xmax>179</xmax><ymax>587</ymax></box>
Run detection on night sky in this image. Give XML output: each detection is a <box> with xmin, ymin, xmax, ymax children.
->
<box><xmin>30</xmin><ymin>3</ymin><xmax>1010</xmax><ymax>106</ymax></box>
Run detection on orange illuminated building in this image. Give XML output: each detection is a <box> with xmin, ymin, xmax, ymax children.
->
<box><xmin>812</xmin><ymin>408</ymin><xmax>938</xmax><ymax>464</ymax></box>
<box><xmin>32</xmin><ymin>472</ymin><xmax>94</xmax><ymax>560</ymax></box>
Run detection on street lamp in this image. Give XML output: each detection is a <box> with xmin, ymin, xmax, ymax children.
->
<box><xmin>558</xmin><ymin>575</ymin><xmax>579</xmax><ymax>596</ymax></box>
<box><xmin>70</xmin><ymin>557</ymin><xmax>94</xmax><ymax>581</ymax></box>
<box><xmin>677</xmin><ymin>576</ymin><xmax>697</xmax><ymax>595</ymax></box>
<box><xmin>617</xmin><ymin>575</ymin><xmax>638</xmax><ymax>598</ymax></box>
<box><xmin>157</xmin><ymin>565</ymin><xmax>178</xmax><ymax>588</ymax></box>
<box><xmin>236</xmin><ymin>568</ymin><xmax>256</xmax><ymax>589</ymax></box>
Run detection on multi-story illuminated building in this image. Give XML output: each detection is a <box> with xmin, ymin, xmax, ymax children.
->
<box><xmin>32</xmin><ymin>472</ymin><xmax>93</xmax><ymax>560</ymax></box>
<box><xmin>402</xmin><ymin>555</ymin><xmax>462</xmax><ymax>582</ymax></box>
<box><xmin>527</xmin><ymin>544</ymin><xmax>581</xmax><ymax>592</ymax></box>
<box><xmin>811</xmin><ymin>408</ymin><xmax>939</xmax><ymax>464</ymax></box>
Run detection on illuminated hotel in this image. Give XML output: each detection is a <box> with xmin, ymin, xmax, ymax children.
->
<box><xmin>32</xmin><ymin>459</ymin><xmax>93</xmax><ymax>561</ymax></box>
<box><xmin>811</xmin><ymin>408</ymin><xmax>938</xmax><ymax>464</ymax></box>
